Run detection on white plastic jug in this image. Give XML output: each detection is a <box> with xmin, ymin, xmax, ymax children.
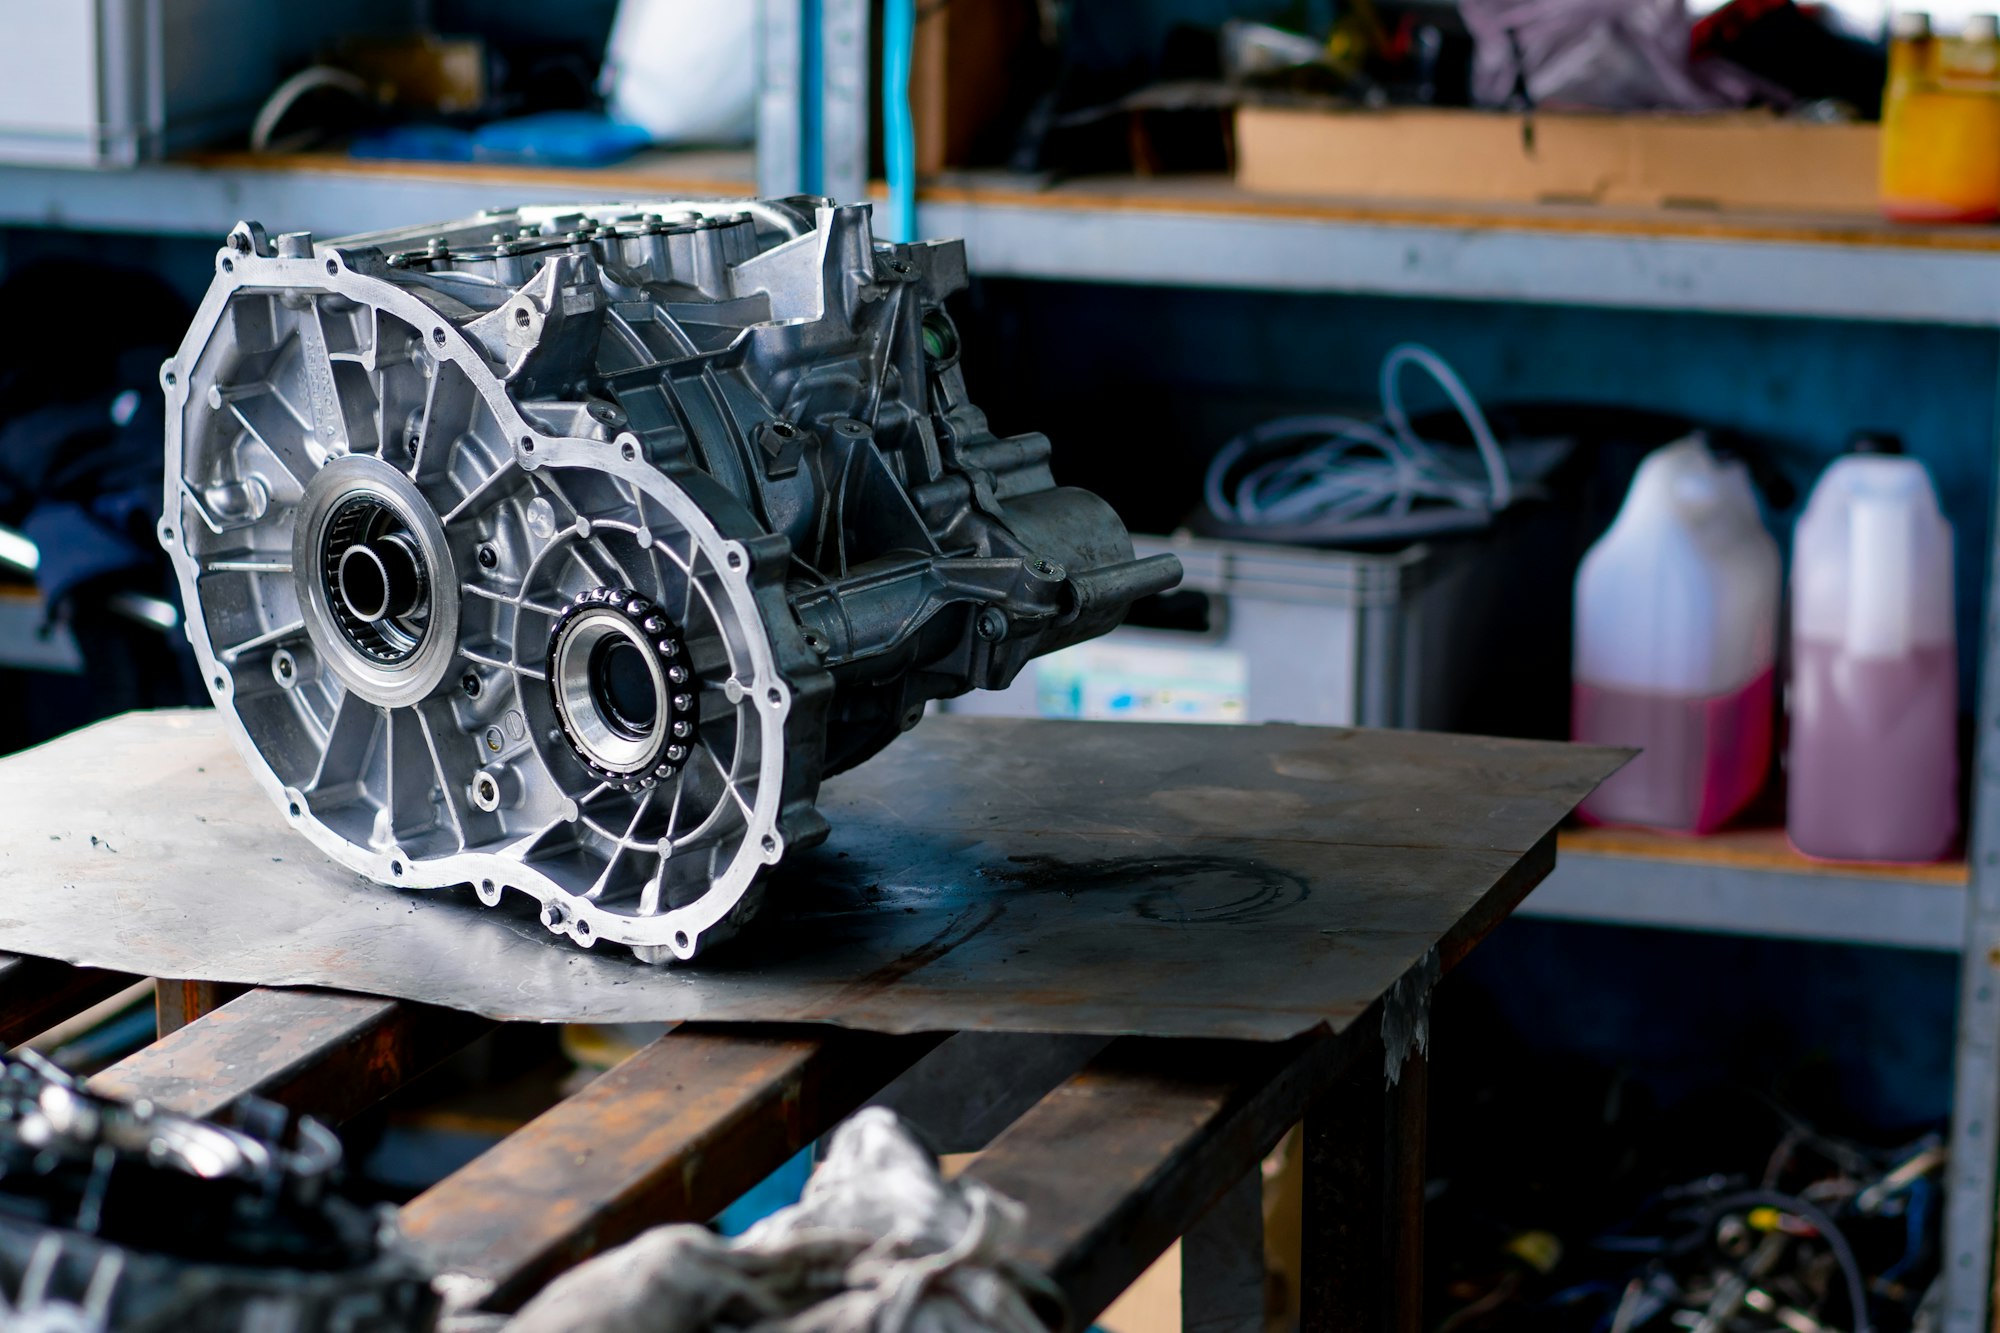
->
<box><xmin>1572</xmin><ymin>435</ymin><xmax>1780</xmax><ymax>832</ymax></box>
<box><xmin>1787</xmin><ymin>442</ymin><xmax>1957</xmax><ymax>862</ymax></box>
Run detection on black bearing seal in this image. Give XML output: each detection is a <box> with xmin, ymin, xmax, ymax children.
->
<box><xmin>546</xmin><ymin>587</ymin><xmax>698</xmax><ymax>792</ymax></box>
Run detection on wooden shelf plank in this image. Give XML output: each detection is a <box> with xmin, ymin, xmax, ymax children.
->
<box><xmin>1558</xmin><ymin>824</ymin><xmax>1968</xmax><ymax>885</ymax></box>
<box><xmin>920</xmin><ymin>169</ymin><xmax>2000</xmax><ymax>256</ymax></box>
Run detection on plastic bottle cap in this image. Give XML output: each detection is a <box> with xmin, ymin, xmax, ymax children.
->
<box><xmin>1894</xmin><ymin>10</ymin><xmax>1934</xmax><ymax>37</ymax></box>
<box><xmin>1850</xmin><ymin>430</ymin><xmax>1905</xmax><ymax>456</ymax></box>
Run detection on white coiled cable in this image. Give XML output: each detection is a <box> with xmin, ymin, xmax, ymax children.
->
<box><xmin>1203</xmin><ymin>343</ymin><xmax>1513</xmax><ymax>537</ymax></box>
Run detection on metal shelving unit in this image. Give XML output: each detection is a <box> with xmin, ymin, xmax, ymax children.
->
<box><xmin>6</xmin><ymin>154</ymin><xmax>2000</xmax><ymax>327</ymax></box>
<box><xmin>1</xmin><ymin>18</ymin><xmax>1998</xmax><ymax>1317</ymax></box>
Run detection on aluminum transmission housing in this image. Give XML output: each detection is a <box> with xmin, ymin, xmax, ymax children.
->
<box><xmin>161</xmin><ymin>199</ymin><xmax>1179</xmax><ymax>962</ymax></box>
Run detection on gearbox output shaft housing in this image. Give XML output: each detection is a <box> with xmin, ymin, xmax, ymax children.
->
<box><xmin>162</xmin><ymin>198</ymin><xmax>1178</xmax><ymax>962</ymax></box>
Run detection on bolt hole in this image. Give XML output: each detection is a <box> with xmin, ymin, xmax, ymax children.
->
<box><xmin>220</xmin><ymin>256</ymin><xmax>234</xmax><ymax>273</ymax></box>
<box><xmin>288</xmin><ymin>801</ymin><xmax>301</xmax><ymax>817</ymax></box>
<box><xmin>390</xmin><ymin>860</ymin><xmax>404</xmax><ymax>877</ymax></box>
<box><xmin>212</xmin><ymin>674</ymin><xmax>225</xmax><ymax>690</ymax></box>
<box><xmin>766</xmin><ymin>687</ymin><xmax>783</xmax><ymax>706</ymax></box>
<box><xmin>461</xmin><ymin>672</ymin><xmax>482</xmax><ymax>698</ymax></box>
<box><xmin>620</xmin><ymin>441</ymin><xmax>638</xmax><ymax>461</ymax></box>
<box><xmin>771</xmin><ymin>421</ymin><xmax>796</xmax><ymax>438</ymax></box>
<box><xmin>513</xmin><ymin>306</ymin><xmax>531</xmax><ymax>327</ymax></box>
<box><xmin>477</xmin><ymin>544</ymin><xmax>498</xmax><ymax>569</ymax></box>
<box><xmin>163</xmin><ymin>371</ymin><xmax>177</xmax><ymax>388</ymax></box>
<box><xmin>674</xmin><ymin>930</ymin><xmax>692</xmax><ymax>952</ymax></box>
<box><xmin>725</xmin><ymin>549</ymin><xmax>743</xmax><ymax>570</ymax></box>
<box><xmin>576</xmin><ymin>919</ymin><xmax>591</xmax><ymax>937</ymax></box>
<box><xmin>520</xmin><ymin>436</ymin><xmax>535</xmax><ymax>453</ymax></box>
<box><xmin>325</xmin><ymin>259</ymin><xmax>339</xmax><ymax>275</ymax></box>
<box><xmin>762</xmin><ymin>834</ymin><xmax>778</xmax><ymax>854</ymax></box>
<box><xmin>431</xmin><ymin>327</ymin><xmax>448</xmax><ymax>346</ymax></box>
<box><xmin>161</xmin><ymin>526</ymin><xmax>174</xmax><ymax>540</ymax></box>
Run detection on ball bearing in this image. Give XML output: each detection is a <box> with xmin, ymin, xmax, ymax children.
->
<box><xmin>546</xmin><ymin>587</ymin><xmax>697</xmax><ymax>790</ymax></box>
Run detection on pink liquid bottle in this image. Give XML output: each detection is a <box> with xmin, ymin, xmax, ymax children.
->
<box><xmin>1787</xmin><ymin>435</ymin><xmax>1958</xmax><ymax>862</ymax></box>
<box><xmin>1572</xmin><ymin>435</ymin><xmax>1780</xmax><ymax>833</ymax></box>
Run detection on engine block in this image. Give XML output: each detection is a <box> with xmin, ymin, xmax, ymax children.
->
<box><xmin>161</xmin><ymin>199</ymin><xmax>1178</xmax><ymax>962</ymax></box>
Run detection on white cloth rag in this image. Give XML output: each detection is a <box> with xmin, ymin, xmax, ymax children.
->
<box><xmin>498</xmin><ymin>1108</ymin><xmax>1059</xmax><ymax>1333</ymax></box>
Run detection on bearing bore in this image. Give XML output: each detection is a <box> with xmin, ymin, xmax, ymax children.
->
<box><xmin>547</xmin><ymin>587</ymin><xmax>698</xmax><ymax>791</ymax></box>
<box><xmin>321</xmin><ymin>495</ymin><xmax>431</xmax><ymax>663</ymax></box>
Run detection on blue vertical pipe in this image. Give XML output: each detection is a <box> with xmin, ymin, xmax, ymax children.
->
<box><xmin>882</xmin><ymin>0</ymin><xmax>917</xmax><ymax>242</ymax></box>
<box><xmin>802</xmin><ymin>0</ymin><xmax>824</xmax><ymax>195</ymax></box>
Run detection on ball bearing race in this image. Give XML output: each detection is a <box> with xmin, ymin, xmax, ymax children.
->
<box><xmin>546</xmin><ymin>587</ymin><xmax>698</xmax><ymax>792</ymax></box>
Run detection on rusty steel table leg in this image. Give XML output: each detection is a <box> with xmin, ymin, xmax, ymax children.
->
<box><xmin>1183</xmin><ymin>1166</ymin><xmax>1267</xmax><ymax>1333</ymax></box>
<box><xmin>965</xmin><ymin>1029</ymin><xmax>1365</xmax><ymax>1330</ymax></box>
<box><xmin>155</xmin><ymin>978</ymin><xmax>249</xmax><ymax>1037</ymax></box>
<box><xmin>1300</xmin><ymin>1037</ymin><xmax>1429</xmax><ymax>1333</ymax></box>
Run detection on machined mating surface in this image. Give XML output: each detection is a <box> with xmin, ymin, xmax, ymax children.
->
<box><xmin>162</xmin><ymin>199</ymin><xmax>1178</xmax><ymax>961</ymax></box>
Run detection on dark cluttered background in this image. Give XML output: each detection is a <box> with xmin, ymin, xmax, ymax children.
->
<box><xmin>0</xmin><ymin>1</ymin><xmax>1990</xmax><ymax>1329</ymax></box>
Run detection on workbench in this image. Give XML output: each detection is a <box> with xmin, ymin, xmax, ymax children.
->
<box><xmin>0</xmin><ymin>711</ymin><xmax>1618</xmax><ymax>1329</ymax></box>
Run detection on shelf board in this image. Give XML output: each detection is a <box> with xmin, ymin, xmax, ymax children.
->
<box><xmin>1</xmin><ymin>154</ymin><xmax>1997</xmax><ymax>322</ymax></box>
<box><xmin>915</xmin><ymin>171</ymin><xmax>2000</xmax><ymax>326</ymax></box>
<box><xmin>1557</xmin><ymin>822</ymin><xmax>1968</xmax><ymax>883</ymax></box>
<box><xmin>0</xmin><ymin>149</ymin><xmax>755</xmax><ymax>245</ymax></box>
<box><xmin>1518</xmin><ymin>823</ymin><xmax>1970</xmax><ymax>951</ymax></box>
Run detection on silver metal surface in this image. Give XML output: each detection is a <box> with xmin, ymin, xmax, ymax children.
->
<box><xmin>0</xmin><ymin>710</ymin><xmax>1623</xmax><ymax>1038</ymax></box>
<box><xmin>1943</xmin><ymin>376</ymin><xmax>2000</xmax><ymax>1328</ymax></box>
<box><xmin>755</xmin><ymin>0</ymin><xmax>805</xmax><ymax>197</ymax></box>
<box><xmin>162</xmin><ymin>200</ymin><xmax>1175</xmax><ymax>962</ymax></box>
<box><xmin>819</xmin><ymin>0</ymin><xmax>872</xmax><ymax>205</ymax></box>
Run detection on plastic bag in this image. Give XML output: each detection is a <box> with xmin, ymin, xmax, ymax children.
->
<box><xmin>599</xmin><ymin>0</ymin><xmax>756</xmax><ymax>145</ymax></box>
<box><xmin>1460</xmin><ymin>0</ymin><xmax>1765</xmax><ymax>109</ymax></box>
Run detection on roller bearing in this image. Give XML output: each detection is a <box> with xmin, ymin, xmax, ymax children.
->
<box><xmin>545</xmin><ymin>587</ymin><xmax>697</xmax><ymax>791</ymax></box>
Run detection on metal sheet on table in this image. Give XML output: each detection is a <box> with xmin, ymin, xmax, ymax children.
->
<box><xmin>0</xmin><ymin>711</ymin><xmax>1624</xmax><ymax>1040</ymax></box>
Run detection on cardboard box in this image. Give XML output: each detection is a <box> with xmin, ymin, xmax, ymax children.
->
<box><xmin>1235</xmin><ymin>105</ymin><xmax>1881</xmax><ymax>215</ymax></box>
<box><xmin>912</xmin><ymin>0</ymin><xmax>1039</xmax><ymax>173</ymax></box>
